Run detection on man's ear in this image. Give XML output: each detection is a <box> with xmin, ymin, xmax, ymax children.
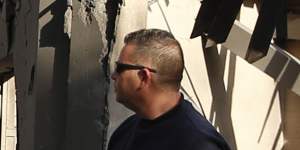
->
<box><xmin>138</xmin><ymin>68</ymin><xmax>151</xmax><ymax>84</ymax></box>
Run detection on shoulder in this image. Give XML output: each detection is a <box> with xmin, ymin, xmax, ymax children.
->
<box><xmin>181</xmin><ymin>100</ymin><xmax>231</xmax><ymax>150</ymax></box>
<box><xmin>181</xmin><ymin>100</ymin><xmax>211</xmax><ymax>128</ymax></box>
<box><xmin>110</xmin><ymin>114</ymin><xmax>138</xmax><ymax>137</ymax></box>
<box><xmin>114</xmin><ymin>114</ymin><xmax>138</xmax><ymax>133</ymax></box>
<box><xmin>108</xmin><ymin>115</ymin><xmax>138</xmax><ymax>149</ymax></box>
<box><xmin>181</xmin><ymin>100</ymin><xmax>215</xmax><ymax>131</ymax></box>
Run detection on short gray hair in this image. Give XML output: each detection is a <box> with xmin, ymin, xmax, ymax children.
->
<box><xmin>124</xmin><ymin>29</ymin><xmax>184</xmax><ymax>90</ymax></box>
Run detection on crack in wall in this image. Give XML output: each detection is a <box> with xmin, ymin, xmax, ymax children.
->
<box><xmin>78</xmin><ymin>0</ymin><xmax>96</xmax><ymax>25</ymax></box>
<box><xmin>77</xmin><ymin>0</ymin><xmax>108</xmax><ymax>61</ymax></box>
<box><xmin>76</xmin><ymin>1</ymin><xmax>113</xmax><ymax>149</ymax></box>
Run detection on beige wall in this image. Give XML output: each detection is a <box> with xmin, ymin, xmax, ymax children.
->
<box><xmin>284</xmin><ymin>90</ymin><xmax>300</xmax><ymax>149</ymax></box>
<box><xmin>108</xmin><ymin>1</ymin><xmax>299</xmax><ymax>150</ymax></box>
<box><xmin>147</xmin><ymin>0</ymin><xmax>294</xmax><ymax>150</ymax></box>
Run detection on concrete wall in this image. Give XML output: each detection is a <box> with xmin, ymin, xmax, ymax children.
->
<box><xmin>37</xmin><ymin>0</ymin><xmax>110</xmax><ymax>149</ymax></box>
<box><xmin>35</xmin><ymin>0</ymin><xmax>70</xmax><ymax>149</ymax></box>
<box><xmin>10</xmin><ymin>0</ymin><xmax>39</xmax><ymax>149</ymax></box>
<box><xmin>64</xmin><ymin>0</ymin><xmax>109</xmax><ymax>149</ymax></box>
<box><xmin>1</xmin><ymin>0</ymin><xmax>111</xmax><ymax>149</ymax></box>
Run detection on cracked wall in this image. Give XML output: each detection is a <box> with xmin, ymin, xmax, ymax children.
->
<box><xmin>0</xmin><ymin>0</ymin><xmax>120</xmax><ymax>149</ymax></box>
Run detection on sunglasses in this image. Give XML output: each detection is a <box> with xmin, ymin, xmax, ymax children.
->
<box><xmin>115</xmin><ymin>61</ymin><xmax>157</xmax><ymax>74</ymax></box>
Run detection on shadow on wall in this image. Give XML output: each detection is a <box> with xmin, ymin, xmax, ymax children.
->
<box><xmin>0</xmin><ymin>0</ymin><xmax>19</xmax><ymax>58</ymax></box>
<box><xmin>39</xmin><ymin>1</ymin><xmax>68</xmax><ymax>48</ymax></box>
<box><xmin>203</xmin><ymin>45</ymin><xmax>237</xmax><ymax>150</ymax></box>
<box><xmin>255</xmin><ymin>47</ymin><xmax>300</xmax><ymax>149</ymax></box>
<box><xmin>264</xmin><ymin>51</ymin><xmax>300</xmax><ymax>149</ymax></box>
<box><xmin>256</xmin><ymin>83</ymin><xmax>283</xmax><ymax>150</ymax></box>
<box><xmin>203</xmin><ymin>44</ymin><xmax>298</xmax><ymax>149</ymax></box>
<box><xmin>36</xmin><ymin>1</ymin><xmax>70</xmax><ymax>150</ymax></box>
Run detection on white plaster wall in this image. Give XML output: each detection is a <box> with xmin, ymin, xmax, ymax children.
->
<box><xmin>147</xmin><ymin>0</ymin><xmax>284</xmax><ymax>149</ymax></box>
<box><xmin>107</xmin><ymin>0</ymin><xmax>291</xmax><ymax>149</ymax></box>
<box><xmin>1</xmin><ymin>77</ymin><xmax>17</xmax><ymax>150</ymax></box>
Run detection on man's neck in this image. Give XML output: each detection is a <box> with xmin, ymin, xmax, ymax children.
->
<box><xmin>138</xmin><ymin>91</ymin><xmax>181</xmax><ymax>120</ymax></box>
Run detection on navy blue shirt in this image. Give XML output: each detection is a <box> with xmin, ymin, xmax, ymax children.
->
<box><xmin>108</xmin><ymin>98</ymin><xmax>231</xmax><ymax>150</ymax></box>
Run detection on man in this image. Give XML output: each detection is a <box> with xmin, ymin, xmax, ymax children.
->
<box><xmin>109</xmin><ymin>29</ymin><xmax>231</xmax><ymax>150</ymax></box>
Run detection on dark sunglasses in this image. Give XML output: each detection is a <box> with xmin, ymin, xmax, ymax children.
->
<box><xmin>115</xmin><ymin>61</ymin><xmax>157</xmax><ymax>74</ymax></box>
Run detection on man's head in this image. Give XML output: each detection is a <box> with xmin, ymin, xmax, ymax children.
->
<box><xmin>111</xmin><ymin>29</ymin><xmax>184</xmax><ymax>111</ymax></box>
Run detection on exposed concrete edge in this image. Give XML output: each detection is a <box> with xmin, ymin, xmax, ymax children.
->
<box><xmin>223</xmin><ymin>20</ymin><xmax>300</xmax><ymax>96</ymax></box>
